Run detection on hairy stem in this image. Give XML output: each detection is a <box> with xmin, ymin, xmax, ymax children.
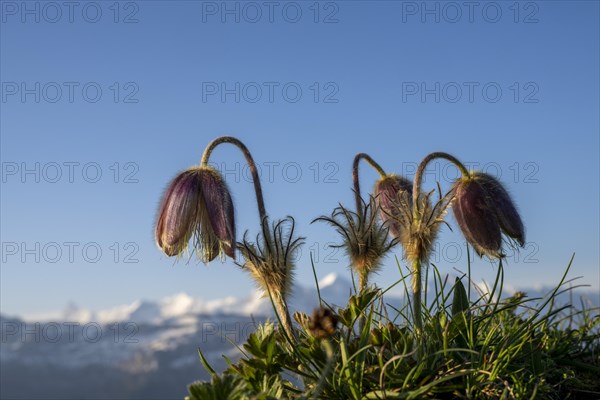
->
<box><xmin>358</xmin><ymin>270</ymin><xmax>368</xmax><ymax>295</ymax></box>
<box><xmin>202</xmin><ymin>137</ymin><xmax>293</xmax><ymax>337</ymax></box>
<box><xmin>352</xmin><ymin>153</ymin><xmax>387</xmax><ymax>215</ymax></box>
<box><xmin>412</xmin><ymin>258</ymin><xmax>423</xmax><ymax>335</ymax></box>
<box><xmin>201</xmin><ymin>136</ymin><xmax>267</xmax><ymax>223</ymax></box>
<box><xmin>352</xmin><ymin>154</ymin><xmax>386</xmax><ymax>332</ymax></box>
<box><xmin>358</xmin><ymin>270</ymin><xmax>369</xmax><ymax>332</ymax></box>
<box><xmin>273</xmin><ymin>291</ymin><xmax>295</xmax><ymax>340</ymax></box>
<box><xmin>410</xmin><ymin>152</ymin><xmax>467</xmax><ymax>348</ymax></box>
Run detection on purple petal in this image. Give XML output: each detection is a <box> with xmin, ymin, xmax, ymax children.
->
<box><xmin>155</xmin><ymin>170</ymin><xmax>202</xmax><ymax>256</ymax></box>
<box><xmin>475</xmin><ymin>173</ymin><xmax>525</xmax><ymax>246</ymax></box>
<box><xmin>374</xmin><ymin>175</ymin><xmax>412</xmax><ymax>238</ymax></box>
<box><xmin>453</xmin><ymin>179</ymin><xmax>502</xmax><ymax>257</ymax></box>
<box><xmin>200</xmin><ymin>168</ymin><xmax>236</xmax><ymax>259</ymax></box>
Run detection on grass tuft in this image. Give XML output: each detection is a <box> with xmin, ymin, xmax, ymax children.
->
<box><xmin>187</xmin><ymin>255</ymin><xmax>600</xmax><ymax>400</ymax></box>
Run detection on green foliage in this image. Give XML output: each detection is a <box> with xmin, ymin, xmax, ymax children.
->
<box><xmin>187</xmin><ymin>258</ymin><xmax>600</xmax><ymax>399</ymax></box>
<box><xmin>187</xmin><ymin>374</ymin><xmax>249</xmax><ymax>400</ymax></box>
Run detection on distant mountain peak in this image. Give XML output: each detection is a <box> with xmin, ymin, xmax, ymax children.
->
<box><xmin>319</xmin><ymin>272</ymin><xmax>352</xmax><ymax>288</ymax></box>
<box><xmin>159</xmin><ymin>292</ymin><xmax>195</xmax><ymax>318</ymax></box>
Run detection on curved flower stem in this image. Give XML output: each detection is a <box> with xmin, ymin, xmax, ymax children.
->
<box><xmin>410</xmin><ymin>152</ymin><xmax>468</xmax><ymax>339</ymax></box>
<box><xmin>201</xmin><ymin>136</ymin><xmax>267</xmax><ymax>223</ymax></box>
<box><xmin>352</xmin><ymin>153</ymin><xmax>387</xmax><ymax>216</ymax></box>
<box><xmin>352</xmin><ymin>153</ymin><xmax>386</xmax><ymax>333</ymax></box>
<box><xmin>412</xmin><ymin>152</ymin><xmax>469</xmax><ymax>220</ymax></box>
<box><xmin>201</xmin><ymin>136</ymin><xmax>294</xmax><ymax>338</ymax></box>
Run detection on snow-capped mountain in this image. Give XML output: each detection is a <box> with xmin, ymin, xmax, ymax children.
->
<box><xmin>14</xmin><ymin>272</ymin><xmax>352</xmax><ymax>327</ymax></box>
<box><xmin>0</xmin><ymin>273</ymin><xmax>355</xmax><ymax>400</ymax></box>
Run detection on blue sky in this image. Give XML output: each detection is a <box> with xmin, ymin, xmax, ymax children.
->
<box><xmin>1</xmin><ymin>1</ymin><xmax>599</xmax><ymax>316</ymax></box>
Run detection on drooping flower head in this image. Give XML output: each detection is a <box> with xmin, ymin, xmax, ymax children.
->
<box><xmin>155</xmin><ymin>166</ymin><xmax>235</xmax><ymax>262</ymax></box>
<box><xmin>157</xmin><ymin>136</ymin><xmax>299</xmax><ymax>339</ymax></box>
<box><xmin>452</xmin><ymin>172</ymin><xmax>525</xmax><ymax>258</ymax></box>
<box><xmin>374</xmin><ymin>173</ymin><xmax>451</xmax><ymax>265</ymax></box>
<box><xmin>315</xmin><ymin>153</ymin><xmax>399</xmax><ymax>296</ymax></box>
<box><xmin>374</xmin><ymin>174</ymin><xmax>413</xmax><ymax>242</ymax></box>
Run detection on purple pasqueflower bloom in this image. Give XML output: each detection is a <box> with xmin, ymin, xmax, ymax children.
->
<box><xmin>452</xmin><ymin>172</ymin><xmax>525</xmax><ymax>258</ymax></box>
<box><xmin>155</xmin><ymin>167</ymin><xmax>235</xmax><ymax>262</ymax></box>
<box><xmin>373</xmin><ymin>174</ymin><xmax>412</xmax><ymax>239</ymax></box>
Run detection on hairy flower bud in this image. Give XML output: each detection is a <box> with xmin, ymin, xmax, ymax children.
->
<box><xmin>476</xmin><ymin>173</ymin><xmax>525</xmax><ymax>247</ymax></box>
<box><xmin>200</xmin><ymin>168</ymin><xmax>236</xmax><ymax>259</ymax></box>
<box><xmin>155</xmin><ymin>167</ymin><xmax>235</xmax><ymax>262</ymax></box>
<box><xmin>155</xmin><ymin>169</ymin><xmax>203</xmax><ymax>257</ymax></box>
<box><xmin>453</xmin><ymin>172</ymin><xmax>525</xmax><ymax>258</ymax></box>
<box><xmin>374</xmin><ymin>174</ymin><xmax>412</xmax><ymax>239</ymax></box>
